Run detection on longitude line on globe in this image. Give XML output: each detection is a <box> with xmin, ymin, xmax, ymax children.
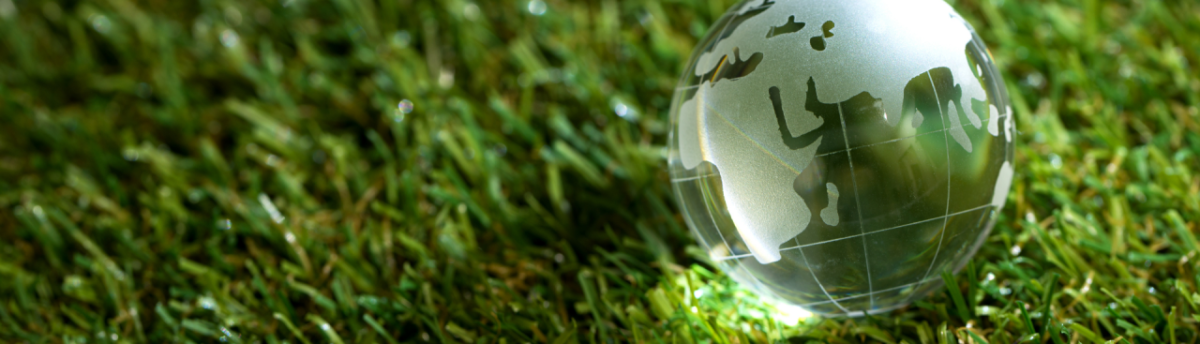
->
<box><xmin>798</xmin><ymin>247</ymin><xmax>853</xmax><ymax>313</ymax></box>
<box><xmin>836</xmin><ymin>102</ymin><xmax>875</xmax><ymax>310</ymax></box>
<box><xmin>918</xmin><ymin>71</ymin><xmax>953</xmax><ymax>286</ymax></box>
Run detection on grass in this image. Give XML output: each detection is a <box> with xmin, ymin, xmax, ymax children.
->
<box><xmin>1</xmin><ymin>0</ymin><xmax>1198</xmax><ymax>342</ymax></box>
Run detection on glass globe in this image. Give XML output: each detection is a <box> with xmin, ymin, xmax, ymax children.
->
<box><xmin>668</xmin><ymin>0</ymin><xmax>1014</xmax><ymax>316</ymax></box>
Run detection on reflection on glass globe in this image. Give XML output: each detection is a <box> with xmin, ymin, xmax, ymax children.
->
<box><xmin>668</xmin><ymin>0</ymin><xmax>1014</xmax><ymax>316</ymax></box>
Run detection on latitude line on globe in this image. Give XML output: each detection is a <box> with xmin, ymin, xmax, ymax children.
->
<box><xmin>671</xmin><ymin>113</ymin><xmax>1009</xmax><ymax>183</ymax></box>
<box><xmin>679</xmin><ymin>93</ymin><xmax>1009</xmax><ymax>179</ymax></box>
<box><xmin>809</xmin><ymin>114</ymin><xmax>1009</xmax><ymax>159</ymax></box>
<box><xmin>715</xmin><ymin>204</ymin><xmax>988</xmax><ymax>261</ymax></box>
<box><xmin>791</xmin><ymin>276</ymin><xmax>947</xmax><ymax>308</ymax></box>
<box><xmin>920</xmin><ymin>71</ymin><xmax>954</xmax><ymax>286</ymax></box>
<box><xmin>670</xmin><ymin>173</ymin><xmax>720</xmax><ymax>183</ymax></box>
<box><xmin>836</xmin><ymin>102</ymin><xmax>875</xmax><ymax>309</ymax></box>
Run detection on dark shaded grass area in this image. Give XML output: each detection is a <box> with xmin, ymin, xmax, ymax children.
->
<box><xmin>1</xmin><ymin>0</ymin><xmax>1198</xmax><ymax>342</ymax></box>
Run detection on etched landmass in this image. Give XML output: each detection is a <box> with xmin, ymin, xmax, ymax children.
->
<box><xmin>767</xmin><ymin>15</ymin><xmax>806</xmax><ymax>38</ymax></box>
<box><xmin>699</xmin><ymin>48</ymin><xmax>764</xmax><ymax>85</ymax></box>
<box><xmin>820</xmin><ymin>183</ymin><xmax>840</xmax><ymax>226</ymax></box>
<box><xmin>698</xmin><ymin>0</ymin><xmax>776</xmax><ymax>56</ymax></box>
<box><xmin>810</xmin><ymin>21</ymin><xmax>835</xmax><ymax>51</ymax></box>
<box><xmin>767</xmin><ymin>67</ymin><xmax>972</xmax><ymax>243</ymax></box>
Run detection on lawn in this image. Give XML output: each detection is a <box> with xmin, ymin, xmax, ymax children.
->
<box><xmin>1</xmin><ymin>0</ymin><xmax>1199</xmax><ymax>342</ymax></box>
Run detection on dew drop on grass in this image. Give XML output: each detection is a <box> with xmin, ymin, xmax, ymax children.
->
<box><xmin>527</xmin><ymin>0</ymin><xmax>546</xmax><ymax>15</ymax></box>
<box><xmin>89</xmin><ymin>14</ymin><xmax>111</xmax><ymax>34</ymax></box>
<box><xmin>220</xmin><ymin>29</ymin><xmax>240</xmax><ymax>47</ymax></box>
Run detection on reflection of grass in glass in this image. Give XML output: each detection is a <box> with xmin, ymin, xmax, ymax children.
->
<box><xmin>0</xmin><ymin>0</ymin><xmax>1198</xmax><ymax>342</ymax></box>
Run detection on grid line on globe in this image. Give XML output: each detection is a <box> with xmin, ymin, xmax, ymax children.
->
<box><xmin>837</xmin><ymin>98</ymin><xmax>877</xmax><ymax>311</ymax></box>
<box><xmin>668</xmin><ymin>0</ymin><xmax>1015</xmax><ymax>316</ymax></box>
<box><xmin>668</xmin><ymin>113</ymin><xmax>1009</xmax><ymax>182</ymax></box>
<box><xmin>712</xmin><ymin>202</ymin><xmax>996</xmax><ymax>262</ymax></box>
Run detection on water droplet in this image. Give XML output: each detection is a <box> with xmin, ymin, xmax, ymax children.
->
<box><xmin>392</xmin><ymin>31</ymin><xmax>412</xmax><ymax>48</ymax></box>
<box><xmin>1119</xmin><ymin>63</ymin><xmax>1134</xmax><ymax>78</ymax></box>
<box><xmin>1049</xmin><ymin>154</ymin><xmax>1062</xmax><ymax>169</ymax></box>
<box><xmin>199</xmin><ymin>296</ymin><xmax>217</xmax><ymax>310</ymax></box>
<box><xmin>613</xmin><ymin>100</ymin><xmax>638</xmax><ymax>121</ymax></box>
<box><xmin>1010</xmin><ymin>245</ymin><xmax>1021</xmax><ymax>256</ymax></box>
<box><xmin>220</xmin><ymin>29</ymin><xmax>240</xmax><ymax>48</ymax></box>
<box><xmin>986</xmin><ymin>273</ymin><xmax>995</xmax><ymax>281</ymax></box>
<box><xmin>1149</xmin><ymin>287</ymin><xmax>1157</xmax><ymax>294</ymax></box>
<box><xmin>999</xmin><ymin>287</ymin><xmax>1012</xmax><ymax>296</ymax></box>
<box><xmin>438</xmin><ymin>68</ymin><xmax>455</xmax><ymax>89</ymax></box>
<box><xmin>89</xmin><ymin>14</ymin><xmax>111</xmax><ymax>34</ymax></box>
<box><xmin>527</xmin><ymin>0</ymin><xmax>546</xmax><ymax>15</ymax></box>
<box><xmin>31</xmin><ymin>205</ymin><xmax>45</xmax><ymax>220</ymax></box>
<box><xmin>1024</xmin><ymin>72</ymin><xmax>1045</xmax><ymax>89</ymax></box>
<box><xmin>258</xmin><ymin>193</ymin><xmax>285</xmax><ymax>224</ymax></box>
<box><xmin>614</xmin><ymin>103</ymin><xmax>629</xmax><ymax>118</ymax></box>
<box><xmin>1108</xmin><ymin>302</ymin><xmax>1118</xmax><ymax>310</ymax></box>
<box><xmin>554</xmin><ymin>253</ymin><xmax>564</xmax><ymax>263</ymax></box>
<box><xmin>463</xmin><ymin>3</ymin><xmax>480</xmax><ymax>21</ymax></box>
<box><xmin>285</xmin><ymin>231</ymin><xmax>297</xmax><ymax>243</ymax></box>
<box><xmin>638</xmin><ymin>11</ymin><xmax>653</xmax><ymax>26</ymax></box>
<box><xmin>693</xmin><ymin>289</ymin><xmax>704</xmax><ymax>298</ymax></box>
<box><xmin>220</xmin><ymin>218</ymin><xmax>232</xmax><ymax>231</ymax></box>
<box><xmin>397</xmin><ymin>99</ymin><xmax>414</xmax><ymax>115</ymax></box>
<box><xmin>265</xmin><ymin>154</ymin><xmax>280</xmax><ymax>167</ymax></box>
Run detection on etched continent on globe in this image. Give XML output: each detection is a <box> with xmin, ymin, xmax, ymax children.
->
<box><xmin>669</xmin><ymin>0</ymin><xmax>1014</xmax><ymax>315</ymax></box>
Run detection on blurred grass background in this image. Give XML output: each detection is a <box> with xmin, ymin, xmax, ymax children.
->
<box><xmin>1</xmin><ymin>0</ymin><xmax>1198</xmax><ymax>342</ymax></box>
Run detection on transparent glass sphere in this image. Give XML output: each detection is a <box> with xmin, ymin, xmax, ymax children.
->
<box><xmin>668</xmin><ymin>0</ymin><xmax>1014</xmax><ymax>316</ymax></box>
